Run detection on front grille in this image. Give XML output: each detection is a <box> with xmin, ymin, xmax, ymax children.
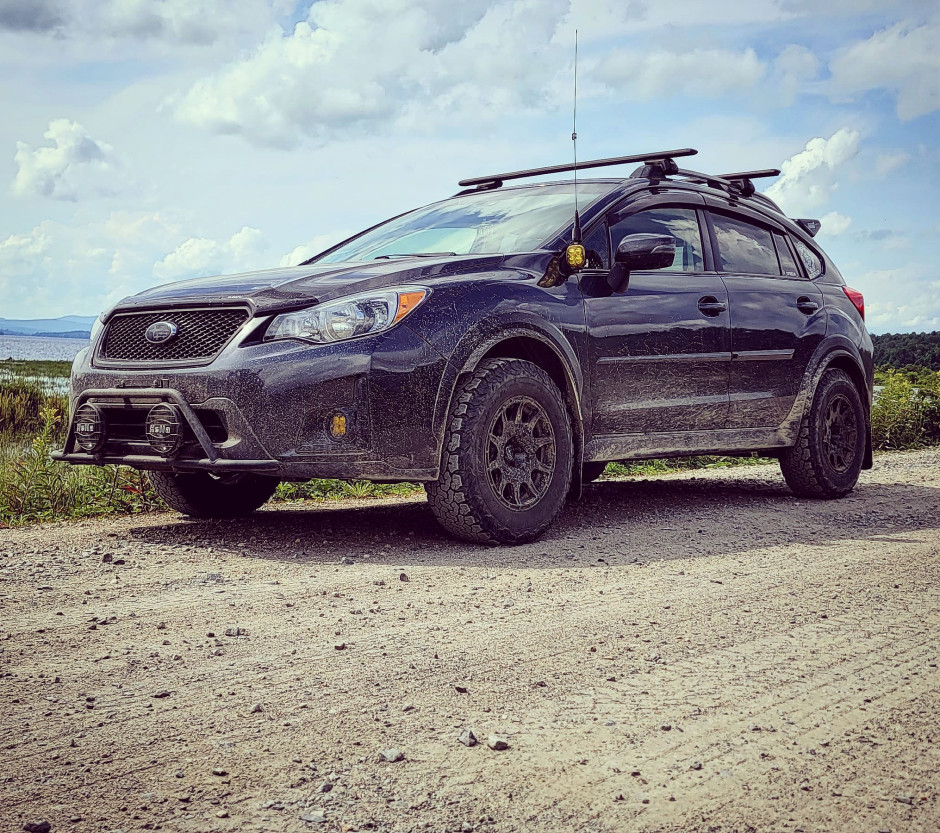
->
<box><xmin>98</xmin><ymin>307</ymin><xmax>250</xmax><ymax>366</ymax></box>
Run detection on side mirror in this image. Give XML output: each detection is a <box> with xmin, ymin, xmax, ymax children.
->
<box><xmin>614</xmin><ymin>233</ymin><xmax>676</xmax><ymax>271</ymax></box>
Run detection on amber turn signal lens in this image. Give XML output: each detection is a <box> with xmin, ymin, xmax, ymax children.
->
<box><xmin>565</xmin><ymin>243</ymin><xmax>586</xmax><ymax>269</ymax></box>
<box><xmin>393</xmin><ymin>290</ymin><xmax>428</xmax><ymax>324</ymax></box>
<box><xmin>330</xmin><ymin>412</ymin><xmax>348</xmax><ymax>439</ymax></box>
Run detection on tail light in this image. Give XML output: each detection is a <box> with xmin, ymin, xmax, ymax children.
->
<box><xmin>842</xmin><ymin>286</ymin><xmax>864</xmax><ymax>320</ymax></box>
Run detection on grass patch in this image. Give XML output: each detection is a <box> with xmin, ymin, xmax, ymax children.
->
<box><xmin>871</xmin><ymin>368</ymin><xmax>940</xmax><ymax>450</ymax></box>
<box><xmin>0</xmin><ymin>358</ymin><xmax>73</xmax><ymax>379</ymax></box>
<box><xmin>275</xmin><ymin>479</ymin><xmax>422</xmax><ymax>502</ymax></box>
<box><xmin>602</xmin><ymin>455</ymin><xmax>773</xmax><ymax>479</ymax></box>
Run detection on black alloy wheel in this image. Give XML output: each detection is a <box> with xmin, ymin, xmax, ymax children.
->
<box><xmin>485</xmin><ymin>395</ymin><xmax>557</xmax><ymax>511</ymax></box>
<box><xmin>427</xmin><ymin>358</ymin><xmax>573</xmax><ymax>544</ymax></box>
<box><xmin>780</xmin><ymin>368</ymin><xmax>866</xmax><ymax>498</ymax></box>
<box><xmin>822</xmin><ymin>393</ymin><xmax>858</xmax><ymax>474</ymax></box>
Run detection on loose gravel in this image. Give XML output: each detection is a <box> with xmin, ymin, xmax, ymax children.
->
<box><xmin>1</xmin><ymin>449</ymin><xmax>938</xmax><ymax>832</ymax></box>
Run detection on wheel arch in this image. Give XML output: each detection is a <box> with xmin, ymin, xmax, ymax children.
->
<box><xmin>431</xmin><ymin>325</ymin><xmax>586</xmax><ymax>482</ymax></box>
<box><xmin>792</xmin><ymin>342</ymin><xmax>873</xmax><ymax>470</ymax></box>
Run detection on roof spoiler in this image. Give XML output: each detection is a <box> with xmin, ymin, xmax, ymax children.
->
<box><xmin>795</xmin><ymin>219</ymin><xmax>821</xmax><ymax>237</ymax></box>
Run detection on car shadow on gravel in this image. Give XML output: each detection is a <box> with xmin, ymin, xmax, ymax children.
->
<box><xmin>125</xmin><ymin>473</ymin><xmax>940</xmax><ymax>569</ymax></box>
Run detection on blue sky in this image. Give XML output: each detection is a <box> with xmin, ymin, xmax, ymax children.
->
<box><xmin>0</xmin><ymin>0</ymin><xmax>937</xmax><ymax>333</ymax></box>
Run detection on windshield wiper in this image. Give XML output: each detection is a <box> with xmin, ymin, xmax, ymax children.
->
<box><xmin>373</xmin><ymin>252</ymin><xmax>457</xmax><ymax>260</ymax></box>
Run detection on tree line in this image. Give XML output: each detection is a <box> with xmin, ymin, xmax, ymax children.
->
<box><xmin>872</xmin><ymin>332</ymin><xmax>940</xmax><ymax>370</ymax></box>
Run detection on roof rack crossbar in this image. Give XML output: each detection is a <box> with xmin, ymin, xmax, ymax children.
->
<box><xmin>674</xmin><ymin>168</ymin><xmax>737</xmax><ymax>188</ymax></box>
<box><xmin>717</xmin><ymin>169</ymin><xmax>781</xmax><ymax>181</ymax></box>
<box><xmin>673</xmin><ymin>167</ymin><xmax>782</xmax><ymax>200</ymax></box>
<box><xmin>457</xmin><ymin>148</ymin><xmax>698</xmax><ymax>188</ymax></box>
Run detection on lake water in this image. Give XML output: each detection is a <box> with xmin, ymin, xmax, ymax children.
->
<box><xmin>0</xmin><ymin>335</ymin><xmax>89</xmax><ymax>362</ymax></box>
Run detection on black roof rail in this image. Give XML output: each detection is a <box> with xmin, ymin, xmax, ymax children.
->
<box><xmin>458</xmin><ymin>148</ymin><xmax>698</xmax><ymax>189</ymax></box>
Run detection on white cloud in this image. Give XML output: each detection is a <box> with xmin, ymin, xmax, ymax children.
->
<box><xmin>12</xmin><ymin>119</ymin><xmax>125</xmax><ymax>201</ymax></box>
<box><xmin>765</xmin><ymin>128</ymin><xmax>860</xmax><ymax>212</ymax></box>
<box><xmin>595</xmin><ymin>47</ymin><xmax>765</xmax><ymax>100</ymax></box>
<box><xmin>828</xmin><ymin>22</ymin><xmax>940</xmax><ymax>120</ymax></box>
<box><xmin>771</xmin><ymin>44</ymin><xmax>820</xmax><ymax>104</ymax></box>
<box><xmin>818</xmin><ymin>211</ymin><xmax>851</xmax><ymax>236</ymax></box>
<box><xmin>0</xmin><ymin>212</ymin><xmax>182</xmax><ymax>317</ymax></box>
<box><xmin>173</xmin><ymin>0</ymin><xmax>569</xmax><ymax>147</ymax></box>
<box><xmin>874</xmin><ymin>152</ymin><xmax>909</xmax><ymax>178</ymax></box>
<box><xmin>562</xmin><ymin>0</ymin><xmax>789</xmax><ymax>40</ymax></box>
<box><xmin>863</xmin><ymin>267</ymin><xmax>940</xmax><ymax>333</ymax></box>
<box><xmin>279</xmin><ymin>234</ymin><xmax>348</xmax><ymax>267</ymax></box>
<box><xmin>0</xmin><ymin>0</ymin><xmax>289</xmax><ymax>45</ymax></box>
<box><xmin>153</xmin><ymin>226</ymin><xmax>268</xmax><ymax>280</ymax></box>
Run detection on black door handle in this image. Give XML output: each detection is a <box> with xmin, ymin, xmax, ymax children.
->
<box><xmin>698</xmin><ymin>296</ymin><xmax>727</xmax><ymax>316</ymax></box>
<box><xmin>797</xmin><ymin>296</ymin><xmax>819</xmax><ymax>314</ymax></box>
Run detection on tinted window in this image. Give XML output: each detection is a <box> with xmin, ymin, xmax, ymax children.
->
<box><xmin>609</xmin><ymin>207</ymin><xmax>704</xmax><ymax>272</ymax></box>
<box><xmin>582</xmin><ymin>220</ymin><xmax>610</xmax><ymax>270</ymax></box>
<box><xmin>792</xmin><ymin>238</ymin><xmax>823</xmax><ymax>279</ymax></box>
<box><xmin>711</xmin><ymin>214</ymin><xmax>780</xmax><ymax>275</ymax></box>
<box><xmin>774</xmin><ymin>233</ymin><xmax>801</xmax><ymax>278</ymax></box>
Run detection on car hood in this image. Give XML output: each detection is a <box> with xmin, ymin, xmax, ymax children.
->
<box><xmin>110</xmin><ymin>254</ymin><xmax>537</xmax><ymax>315</ymax></box>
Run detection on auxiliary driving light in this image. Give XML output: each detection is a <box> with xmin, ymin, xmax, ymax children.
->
<box><xmin>73</xmin><ymin>403</ymin><xmax>106</xmax><ymax>453</ymax></box>
<box><xmin>329</xmin><ymin>411</ymin><xmax>348</xmax><ymax>440</ymax></box>
<box><xmin>145</xmin><ymin>403</ymin><xmax>184</xmax><ymax>456</ymax></box>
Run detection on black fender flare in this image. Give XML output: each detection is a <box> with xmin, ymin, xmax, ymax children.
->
<box><xmin>429</xmin><ymin>316</ymin><xmax>586</xmax><ymax>482</ymax></box>
<box><xmin>782</xmin><ymin>337</ymin><xmax>874</xmax><ymax>468</ymax></box>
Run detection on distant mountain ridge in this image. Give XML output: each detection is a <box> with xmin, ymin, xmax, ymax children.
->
<box><xmin>0</xmin><ymin>315</ymin><xmax>95</xmax><ymax>337</ymax></box>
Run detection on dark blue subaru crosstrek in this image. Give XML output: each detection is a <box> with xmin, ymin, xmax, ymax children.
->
<box><xmin>55</xmin><ymin>148</ymin><xmax>873</xmax><ymax>543</ymax></box>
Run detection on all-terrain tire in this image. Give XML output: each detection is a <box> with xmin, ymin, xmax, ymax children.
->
<box><xmin>581</xmin><ymin>461</ymin><xmax>608</xmax><ymax>483</ymax></box>
<box><xmin>780</xmin><ymin>369</ymin><xmax>866</xmax><ymax>498</ymax></box>
<box><xmin>147</xmin><ymin>471</ymin><xmax>280</xmax><ymax>518</ymax></box>
<box><xmin>427</xmin><ymin>358</ymin><xmax>573</xmax><ymax>544</ymax></box>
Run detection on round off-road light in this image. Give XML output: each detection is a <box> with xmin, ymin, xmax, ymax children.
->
<box><xmin>145</xmin><ymin>403</ymin><xmax>184</xmax><ymax>456</ymax></box>
<box><xmin>74</xmin><ymin>403</ymin><xmax>106</xmax><ymax>453</ymax></box>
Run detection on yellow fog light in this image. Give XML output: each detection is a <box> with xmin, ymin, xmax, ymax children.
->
<box><xmin>329</xmin><ymin>412</ymin><xmax>348</xmax><ymax>439</ymax></box>
<box><xmin>565</xmin><ymin>243</ymin><xmax>586</xmax><ymax>269</ymax></box>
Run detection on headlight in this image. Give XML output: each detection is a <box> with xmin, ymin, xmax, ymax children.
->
<box><xmin>264</xmin><ymin>287</ymin><xmax>429</xmax><ymax>344</ymax></box>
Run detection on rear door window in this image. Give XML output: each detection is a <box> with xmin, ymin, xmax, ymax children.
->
<box><xmin>710</xmin><ymin>213</ymin><xmax>780</xmax><ymax>275</ymax></box>
<box><xmin>608</xmin><ymin>207</ymin><xmax>704</xmax><ymax>272</ymax></box>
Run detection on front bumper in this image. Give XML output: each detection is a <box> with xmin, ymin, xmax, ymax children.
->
<box><xmin>55</xmin><ymin>325</ymin><xmax>449</xmax><ymax>481</ymax></box>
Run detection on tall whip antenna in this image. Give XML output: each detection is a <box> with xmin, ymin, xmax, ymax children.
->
<box><xmin>571</xmin><ymin>29</ymin><xmax>581</xmax><ymax>243</ymax></box>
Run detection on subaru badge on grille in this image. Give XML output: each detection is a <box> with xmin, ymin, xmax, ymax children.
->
<box><xmin>144</xmin><ymin>321</ymin><xmax>178</xmax><ymax>344</ymax></box>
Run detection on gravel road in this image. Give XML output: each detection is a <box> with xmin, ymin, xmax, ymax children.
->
<box><xmin>2</xmin><ymin>449</ymin><xmax>938</xmax><ymax>833</ymax></box>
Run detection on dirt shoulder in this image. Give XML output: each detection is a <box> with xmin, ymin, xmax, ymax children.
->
<box><xmin>2</xmin><ymin>449</ymin><xmax>938</xmax><ymax>833</ymax></box>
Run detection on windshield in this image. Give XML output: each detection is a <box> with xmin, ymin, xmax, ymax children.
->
<box><xmin>312</xmin><ymin>182</ymin><xmax>615</xmax><ymax>263</ymax></box>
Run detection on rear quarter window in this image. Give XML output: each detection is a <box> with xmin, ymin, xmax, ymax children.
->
<box><xmin>792</xmin><ymin>238</ymin><xmax>824</xmax><ymax>279</ymax></box>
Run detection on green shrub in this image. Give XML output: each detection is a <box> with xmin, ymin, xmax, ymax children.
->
<box><xmin>871</xmin><ymin>369</ymin><xmax>940</xmax><ymax>450</ymax></box>
<box><xmin>0</xmin><ymin>379</ymin><xmax>67</xmax><ymax>439</ymax></box>
<box><xmin>0</xmin><ymin>405</ymin><xmax>163</xmax><ymax>526</ymax></box>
